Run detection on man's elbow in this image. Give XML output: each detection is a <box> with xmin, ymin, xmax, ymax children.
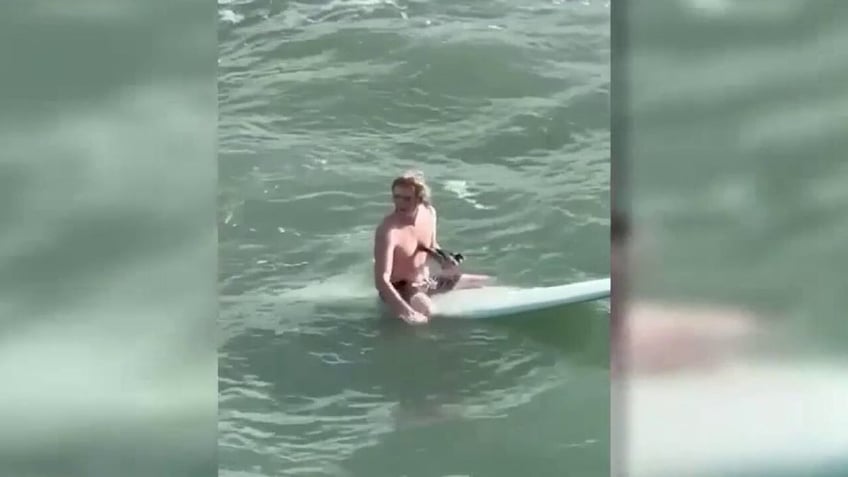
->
<box><xmin>373</xmin><ymin>274</ymin><xmax>391</xmax><ymax>292</ymax></box>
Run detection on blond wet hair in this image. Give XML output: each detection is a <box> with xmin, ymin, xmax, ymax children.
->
<box><xmin>391</xmin><ymin>170</ymin><xmax>432</xmax><ymax>205</ymax></box>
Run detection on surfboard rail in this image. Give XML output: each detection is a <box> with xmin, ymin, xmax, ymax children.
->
<box><xmin>430</xmin><ymin>277</ymin><xmax>610</xmax><ymax>319</ymax></box>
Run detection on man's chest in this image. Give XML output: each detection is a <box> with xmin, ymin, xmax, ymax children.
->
<box><xmin>394</xmin><ymin>223</ymin><xmax>432</xmax><ymax>257</ymax></box>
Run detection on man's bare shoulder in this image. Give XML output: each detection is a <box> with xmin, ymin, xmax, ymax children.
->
<box><xmin>375</xmin><ymin>215</ymin><xmax>397</xmax><ymax>239</ymax></box>
<box><xmin>423</xmin><ymin>204</ymin><xmax>437</xmax><ymax>222</ymax></box>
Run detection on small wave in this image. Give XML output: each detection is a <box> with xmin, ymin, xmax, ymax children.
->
<box><xmin>220</xmin><ymin>9</ymin><xmax>245</xmax><ymax>24</ymax></box>
<box><xmin>443</xmin><ymin>179</ymin><xmax>494</xmax><ymax>210</ymax></box>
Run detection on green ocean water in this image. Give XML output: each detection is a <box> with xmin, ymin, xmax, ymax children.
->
<box><xmin>4</xmin><ymin>0</ymin><xmax>843</xmax><ymax>475</ymax></box>
<box><xmin>218</xmin><ymin>0</ymin><xmax>611</xmax><ymax>476</ymax></box>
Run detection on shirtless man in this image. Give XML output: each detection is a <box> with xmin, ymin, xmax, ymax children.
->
<box><xmin>373</xmin><ymin>171</ymin><xmax>491</xmax><ymax>324</ymax></box>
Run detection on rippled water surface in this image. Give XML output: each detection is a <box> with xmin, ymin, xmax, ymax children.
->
<box><xmin>218</xmin><ymin>0</ymin><xmax>611</xmax><ymax>475</ymax></box>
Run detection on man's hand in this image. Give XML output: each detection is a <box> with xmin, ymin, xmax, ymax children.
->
<box><xmin>400</xmin><ymin>309</ymin><xmax>428</xmax><ymax>324</ymax></box>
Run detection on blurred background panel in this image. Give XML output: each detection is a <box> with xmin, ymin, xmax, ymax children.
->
<box><xmin>0</xmin><ymin>0</ymin><xmax>217</xmax><ymax>476</ymax></box>
<box><xmin>619</xmin><ymin>0</ymin><xmax>848</xmax><ymax>476</ymax></box>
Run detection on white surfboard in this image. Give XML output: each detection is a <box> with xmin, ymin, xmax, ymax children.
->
<box><xmin>430</xmin><ymin>277</ymin><xmax>610</xmax><ymax>319</ymax></box>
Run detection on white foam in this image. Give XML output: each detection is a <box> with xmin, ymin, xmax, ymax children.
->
<box><xmin>443</xmin><ymin>180</ymin><xmax>494</xmax><ymax>210</ymax></box>
<box><xmin>219</xmin><ymin>9</ymin><xmax>244</xmax><ymax>24</ymax></box>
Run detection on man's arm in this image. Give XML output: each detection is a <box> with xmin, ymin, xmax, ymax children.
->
<box><xmin>373</xmin><ymin>226</ymin><xmax>415</xmax><ymax>318</ymax></box>
<box><xmin>428</xmin><ymin>206</ymin><xmax>459</xmax><ymax>270</ymax></box>
<box><xmin>430</xmin><ymin>205</ymin><xmax>439</xmax><ymax>249</ymax></box>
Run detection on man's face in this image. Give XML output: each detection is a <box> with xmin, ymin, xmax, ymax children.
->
<box><xmin>392</xmin><ymin>185</ymin><xmax>417</xmax><ymax>213</ymax></box>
